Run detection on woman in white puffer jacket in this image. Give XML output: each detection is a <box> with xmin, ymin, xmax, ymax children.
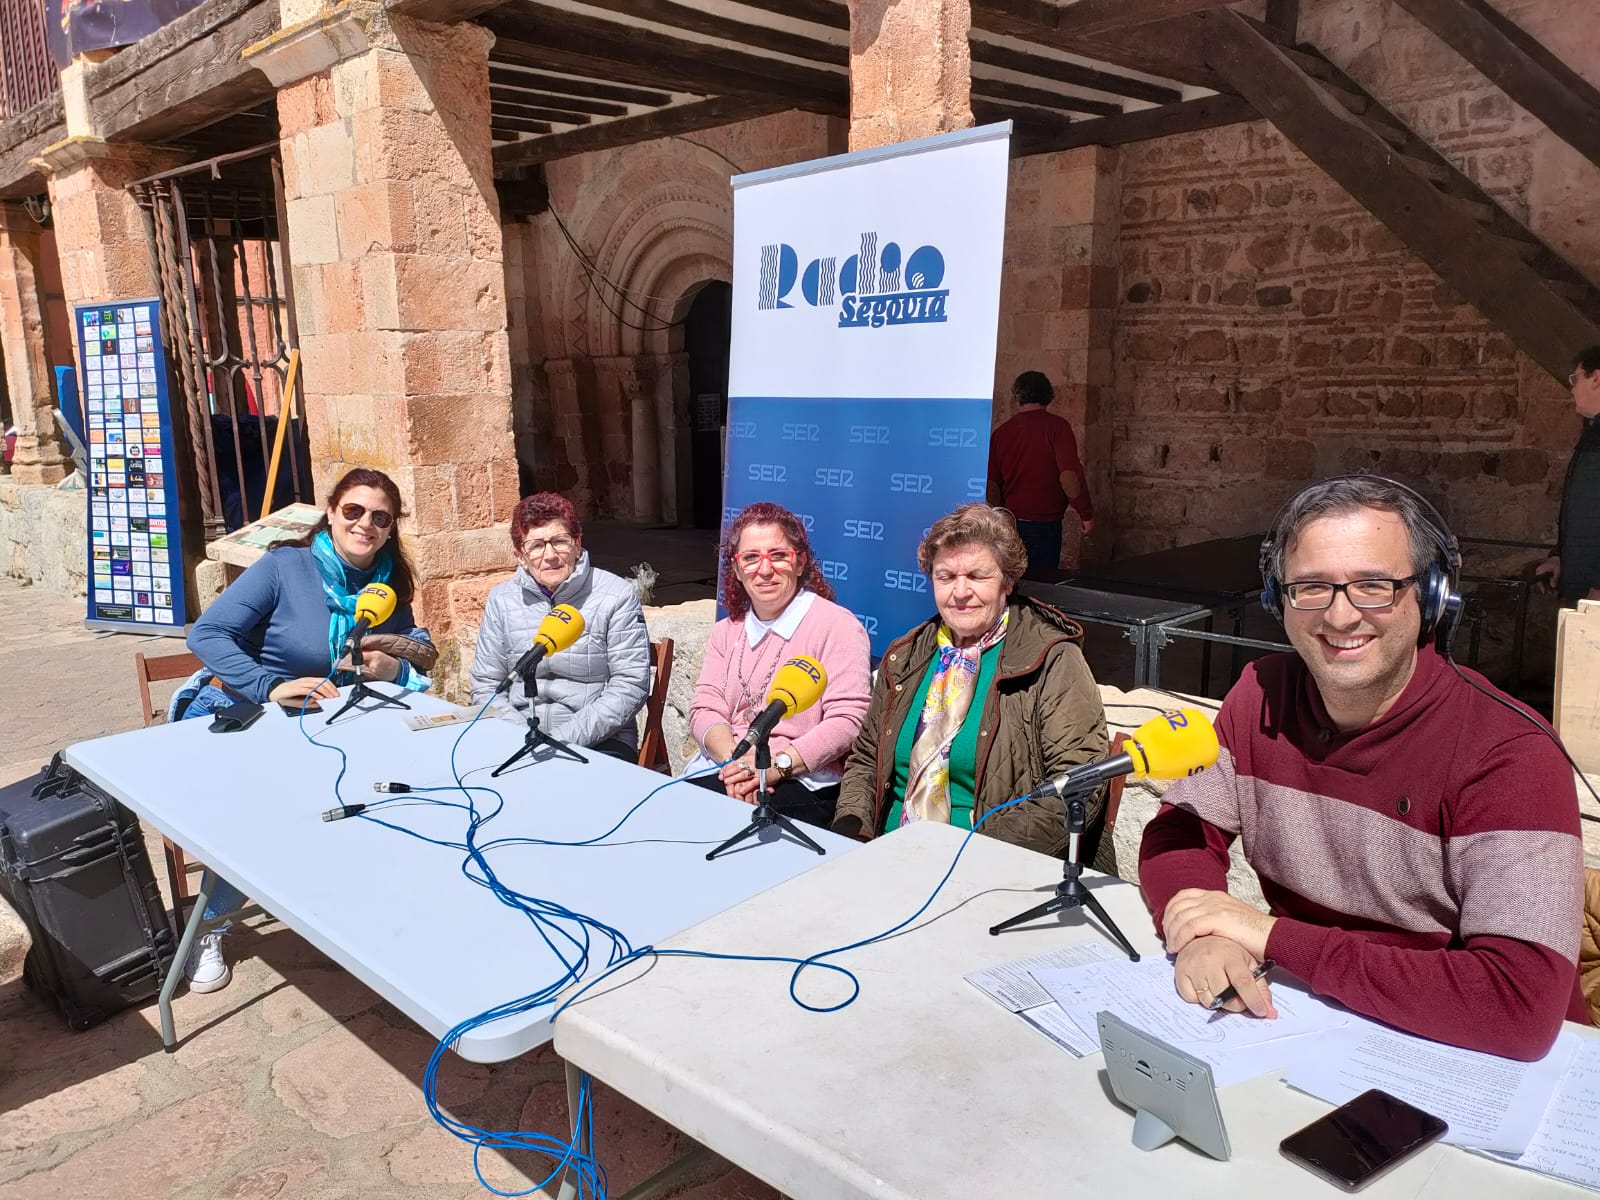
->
<box><xmin>469</xmin><ymin>492</ymin><xmax>650</xmax><ymax>757</ymax></box>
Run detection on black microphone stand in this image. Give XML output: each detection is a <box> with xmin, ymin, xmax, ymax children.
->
<box><xmin>988</xmin><ymin>784</ymin><xmax>1139</xmax><ymax>960</ymax></box>
<box><xmin>706</xmin><ymin>734</ymin><xmax>826</xmax><ymax>860</ymax></box>
<box><xmin>325</xmin><ymin>633</ymin><xmax>411</xmax><ymax>725</ymax></box>
<box><xmin>491</xmin><ymin>662</ymin><xmax>587</xmax><ymax>776</ymax></box>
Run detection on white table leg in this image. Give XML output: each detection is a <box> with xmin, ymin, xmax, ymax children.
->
<box><xmin>159</xmin><ymin>867</ymin><xmax>216</xmax><ymax>1051</ymax></box>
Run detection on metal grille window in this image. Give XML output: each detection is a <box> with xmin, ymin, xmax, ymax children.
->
<box><xmin>131</xmin><ymin>145</ymin><xmax>312</xmax><ymax>539</ymax></box>
<box><xmin>0</xmin><ymin>0</ymin><xmax>58</xmax><ymax>118</ymax></box>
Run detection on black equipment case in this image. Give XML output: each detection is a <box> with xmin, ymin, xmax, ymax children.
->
<box><xmin>0</xmin><ymin>754</ymin><xmax>175</xmax><ymax>1028</ymax></box>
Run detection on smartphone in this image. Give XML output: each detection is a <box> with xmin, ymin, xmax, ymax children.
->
<box><xmin>278</xmin><ymin>696</ymin><xmax>322</xmax><ymax>715</ymax></box>
<box><xmin>1280</xmin><ymin>1089</ymin><xmax>1448</xmax><ymax>1192</ymax></box>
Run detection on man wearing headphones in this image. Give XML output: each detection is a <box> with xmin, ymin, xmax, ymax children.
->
<box><xmin>1139</xmin><ymin>476</ymin><xmax>1588</xmax><ymax>1059</ymax></box>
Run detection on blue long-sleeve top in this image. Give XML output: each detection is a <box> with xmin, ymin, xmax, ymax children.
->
<box><xmin>187</xmin><ymin>544</ymin><xmax>422</xmax><ymax>703</ymax></box>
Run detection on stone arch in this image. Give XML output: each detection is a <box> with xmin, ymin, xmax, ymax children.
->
<box><xmin>555</xmin><ymin>165</ymin><xmax>733</xmax><ymax>523</ymax></box>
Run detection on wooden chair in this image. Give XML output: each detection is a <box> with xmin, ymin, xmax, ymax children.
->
<box><xmin>134</xmin><ymin>649</ymin><xmax>205</xmax><ymax>910</ymax></box>
<box><xmin>636</xmin><ymin>638</ymin><xmax>675</xmax><ymax>773</ymax></box>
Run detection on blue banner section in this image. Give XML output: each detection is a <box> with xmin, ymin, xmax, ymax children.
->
<box><xmin>721</xmin><ymin>396</ymin><xmax>992</xmax><ymax>654</ymax></box>
<box><xmin>75</xmin><ymin>298</ymin><xmax>190</xmax><ymax>633</ymax></box>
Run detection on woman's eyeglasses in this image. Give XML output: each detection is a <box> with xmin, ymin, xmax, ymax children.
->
<box><xmin>339</xmin><ymin>502</ymin><xmax>393</xmax><ymax>530</ymax></box>
<box><xmin>522</xmin><ymin>536</ymin><xmax>574</xmax><ymax>558</ymax></box>
<box><xmin>735</xmin><ymin>549</ymin><xmax>796</xmax><ymax>574</ymax></box>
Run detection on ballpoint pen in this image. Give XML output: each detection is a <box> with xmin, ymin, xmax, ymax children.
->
<box><xmin>1207</xmin><ymin>958</ymin><xmax>1275</xmax><ymax>1012</ymax></box>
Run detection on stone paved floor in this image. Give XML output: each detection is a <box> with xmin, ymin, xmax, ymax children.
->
<box><xmin>0</xmin><ymin>578</ymin><xmax>777</xmax><ymax>1200</ymax></box>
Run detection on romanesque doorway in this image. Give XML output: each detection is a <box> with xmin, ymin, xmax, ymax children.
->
<box><xmin>685</xmin><ymin>281</ymin><xmax>731</xmax><ymax>530</ymax></box>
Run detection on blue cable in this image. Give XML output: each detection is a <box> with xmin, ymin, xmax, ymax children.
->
<box><xmin>326</xmin><ymin>684</ymin><xmax>1040</xmax><ymax>1197</ymax></box>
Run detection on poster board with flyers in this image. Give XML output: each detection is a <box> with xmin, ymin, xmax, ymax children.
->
<box><xmin>74</xmin><ymin>298</ymin><xmax>190</xmax><ymax>635</ymax></box>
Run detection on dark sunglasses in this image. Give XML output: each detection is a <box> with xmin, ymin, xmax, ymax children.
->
<box><xmin>338</xmin><ymin>501</ymin><xmax>394</xmax><ymax>530</ymax></box>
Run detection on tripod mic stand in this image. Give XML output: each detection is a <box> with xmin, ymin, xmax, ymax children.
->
<box><xmin>491</xmin><ymin>667</ymin><xmax>587</xmax><ymax>776</ymax></box>
<box><xmin>706</xmin><ymin>737</ymin><xmax>826</xmax><ymax>860</ymax></box>
<box><xmin>988</xmin><ymin>785</ymin><xmax>1139</xmax><ymax>960</ymax></box>
<box><xmin>325</xmin><ymin>638</ymin><xmax>411</xmax><ymax>725</ymax></box>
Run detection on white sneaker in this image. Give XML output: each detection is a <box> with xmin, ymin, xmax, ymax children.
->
<box><xmin>183</xmin><ymin>930</ymin><xmax>231</xmax><ymax>994</ymax></box>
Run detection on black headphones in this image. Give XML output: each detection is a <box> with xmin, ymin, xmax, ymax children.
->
<box><xmin>1258</xmin><ymin>475</ymin><xmax>1463</xmax><ymax>651</ymax></box>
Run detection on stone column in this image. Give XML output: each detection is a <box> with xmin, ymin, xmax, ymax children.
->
<box><xmin>847</xmin><ymin>0</ymin><xmax>973</xmax><ymax>151</ymax></box>
<box><xmin>250</xmin><ymin>5</ymin><xmax>519</xmax><ymax>665</ymax></box>
<box><xmin>0</xmin><ymin>203</ymin><xmax>68</xmax><ymax>484</ymax></box>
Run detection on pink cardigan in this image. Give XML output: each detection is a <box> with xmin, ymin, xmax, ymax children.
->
<box><xmin>690</xmin><ymin>595</ymin><xmax>872</xmax><ymax>774</ymax></box>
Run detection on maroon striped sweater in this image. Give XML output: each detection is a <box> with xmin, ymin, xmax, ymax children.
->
<box><xmin>1139</xmin><ymin>647</ymin><xmax>1588</xmax><ymax>1061</ymax></box>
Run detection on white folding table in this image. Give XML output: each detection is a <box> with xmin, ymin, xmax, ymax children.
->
<box><xmin>554</xmin><ymin>820</ymin><xmax>1596</xmax><ymax>1200</ymax></box>
<box><xmin>60</xmin><ymin>690</ymin><xmax>856</xmax><ymax>1063</ymax></box>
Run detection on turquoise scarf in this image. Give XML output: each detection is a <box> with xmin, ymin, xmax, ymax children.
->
<box><xmin>310</xmin><ymin>529</ymin><xmax>392</xmax><ymax>680</ymax></box>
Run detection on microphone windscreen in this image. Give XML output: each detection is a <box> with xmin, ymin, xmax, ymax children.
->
<box><xmin>533</xmin><ymin>604</ymin><xmax>586</xmax><ymax>656</ymax></box>
<box><xmin>1126</xmin><ymin>709</ymin><xmax>1219</xmax><ymax>781</ymax></box>
<box><xmin>353</xmin><ymin>583</ymin><xmax>398</xmax><ymax>627</ymax></box>
<box><xmin>767</xmin><ymin>656</ymin><xmax>827</xmax><ymax>718</ymax></box>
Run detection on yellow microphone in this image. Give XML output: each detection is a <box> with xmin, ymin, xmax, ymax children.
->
<box><xmin>353</xmin><ymin>582</ymin><xmax>398</xmax><ymax>632</ymax></box>
<box><xmin>344</xmin><ymin>583</ymin><xmax>399</xmax><ymax>669</ymax></box>
<box><xmin>731</xmin><ymin>655</ymin><xmax>828</xmax><ymax>757</ymax></box>
<box><xmin>498</xmin><ymin>604</ymin><xmax>586</xmax><ymax>692</ymax></box>
<box><xmin>1028</xmin><ymin>708</ymin><xmax>1219</xmax><ymax>799</ymax></box>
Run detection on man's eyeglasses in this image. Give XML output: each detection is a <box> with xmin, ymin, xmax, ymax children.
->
<box><xmin>522</xmin><ymin>536</ymin><xmax>574</xmax><ymax>558</ymax></box>
<box><xmin>1284</xmin><ymin>576</ymin><xmax>1417</xmax><ymax>611</ymax></box>
<box><xmin>736</xmin><ymin>548</ymin><xmax>796</xmax><ymax>574</ymax></box>
<box><xmin>338</xmin><ymin>502</ymin><xmax>393</xmax><ymax>530</ymax></box>
<box><xmin>1570</xmin><ymin>370</ymin><xmax>1591</xmax><ymax>388</ymax></box>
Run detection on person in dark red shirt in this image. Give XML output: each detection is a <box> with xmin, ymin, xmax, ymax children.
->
<box><xmin>1141</xmin><ymin>476</ymin><xmax>1588</xmax><ymax>1060</ymax></box>
<box><xmin>986</xmin><ymin>371</ymin><xmax>1093</xmax><ymax>571</ymax></box>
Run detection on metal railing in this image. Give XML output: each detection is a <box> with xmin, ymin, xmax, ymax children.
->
<box><xmin>0</xmin><ymin>0</ymin><xmax>59</xmax><ymax>119</ymax></box>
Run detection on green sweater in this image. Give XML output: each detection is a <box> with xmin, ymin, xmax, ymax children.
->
<box><xmin>883</xmin><ymin>646</ymin><xmax>1002</xmax><ymax>832</ymax></box>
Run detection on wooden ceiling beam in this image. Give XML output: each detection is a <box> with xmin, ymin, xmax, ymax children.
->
<box><xmin>1010</xmin><ymin>92</ymin><xmax>1253</xmax><ymax>155</ymax></box>
<box><xmin>492</xmin><ymin>114</ymin><xmax>557</xmax><ymax>134</ymax></box>
<box><xmin>726</xmin><ymin>0</ymin><xmax>847</xmax><ymax>30</ymax></box>
<box><xmin>970</xmin><ymin>38</ymin><xmax>1181</xmax><ymax>105</ymax></box>
<box><xmin>971</xmin><ymin>75</ymin><xmax>1122</xmax><ymax>118</ymax></box>
<box><xmin>573</xmin><ymin>0</ymin><xmax>847</xmax><ymax>67</ymax></box>
<box><xmin>480</xmin><ymin>9</ymin><xmax>846</xmax><ymax>113</ymax></box>
<box><xmin>494</xmin><ymin>95</ymin><xmax>791</xmax><ymax>170</ymax></box>
<box><xmin>972</xmin><ymin>0</ymin><xmax>1231</xmax><ymax>40</ymax></box>
<box><xmin>489</xmin><ymin>86</ymin><xmax>629</xmax><ymax>117</ymax></box>
<box><xmin>485</xmin><ymin>66</ymin><xmax>673</xmax><ymax>107</ymax></box>
<box><xmin>492</xmin><ymin>101</ymin><xmax>594</xmax><ymax>125</ymax></box>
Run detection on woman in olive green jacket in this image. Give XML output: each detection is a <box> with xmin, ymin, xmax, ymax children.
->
<box><xmin>833</xmin><ymin>504</ymin><xmax>1111</xmax><ymax>865</ymax></box>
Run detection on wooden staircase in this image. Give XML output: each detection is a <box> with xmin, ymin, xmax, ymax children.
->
<box><xmin>1196</xmin><ymin>8</ymin><xmax>1600</xmax><ymax>383</ymax></box>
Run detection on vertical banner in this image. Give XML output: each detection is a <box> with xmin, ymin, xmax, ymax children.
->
<box><xmin>75</xmin><ymin>298</ymin><xmax>190</xmax><ymax>634</ymax></box>
<box><xmin>725</xmin><ymin>124</ymin><xmax>1011</xmax><ymax>655</ymax></box>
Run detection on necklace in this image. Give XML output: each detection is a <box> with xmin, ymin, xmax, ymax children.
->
<box><xmin>730</xmin><ymin>629</ymin><xmax>783</xmax><ymax>726</ymax></box>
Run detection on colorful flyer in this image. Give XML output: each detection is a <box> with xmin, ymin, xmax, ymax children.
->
<box><xmin>74</xmin><ymin>298</ymin><xmax>188</xmax><ymax>633</ymax></box>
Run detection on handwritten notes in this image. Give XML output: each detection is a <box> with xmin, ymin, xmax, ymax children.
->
<box><xmin>1484</xmin><ymin>1034</ymin><xmax>1600</xmax><ymax>1189</ymax></box>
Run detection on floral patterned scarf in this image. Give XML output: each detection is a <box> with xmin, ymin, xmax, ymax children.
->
<box><xmin>901</xmin><ymin>611</ymin><xmax>1008</xmax><ymax>826</ymax></box>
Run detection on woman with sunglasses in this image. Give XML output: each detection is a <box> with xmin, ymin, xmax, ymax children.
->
<box><xmin>178</xmin><ymin>467</ymin><xmax>432</xmax><ymax>994</ymax></box>
<box><xmin>683</xmin><ymin>501</ymin><xmax>871</xmax><ymax>828</ymax></box>
<box><xmin>469</xmin><ymin>492</ymin><xmax>650</xmax><ymax>758</ymax></box>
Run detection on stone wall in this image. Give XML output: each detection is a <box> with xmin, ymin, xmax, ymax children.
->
<box><xmin>0</xmin><ymin>477</ymin><xmax>87</xmax><ymax>595</ymax></box>
<box><xmin>1108</xmin><ymin>0</ymin><xmax>1600</xmax><ymax>562</ymax></box>
<box><xmin>506</xmin><ymin>111</ymin><xmax>842</xmax><ymax>522</ymax></box>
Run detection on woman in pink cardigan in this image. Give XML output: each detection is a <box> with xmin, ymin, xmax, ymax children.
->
<box><xmin>685</xmin><ymin>502</ymin><xmax>872</xmax><ymax>828</ymax></box>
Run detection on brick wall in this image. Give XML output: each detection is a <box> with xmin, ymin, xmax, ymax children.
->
<box><xmin>1108</xmin><ymin>0</ymin><xmax>1600</xmax><ymax>564</ymax></box>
